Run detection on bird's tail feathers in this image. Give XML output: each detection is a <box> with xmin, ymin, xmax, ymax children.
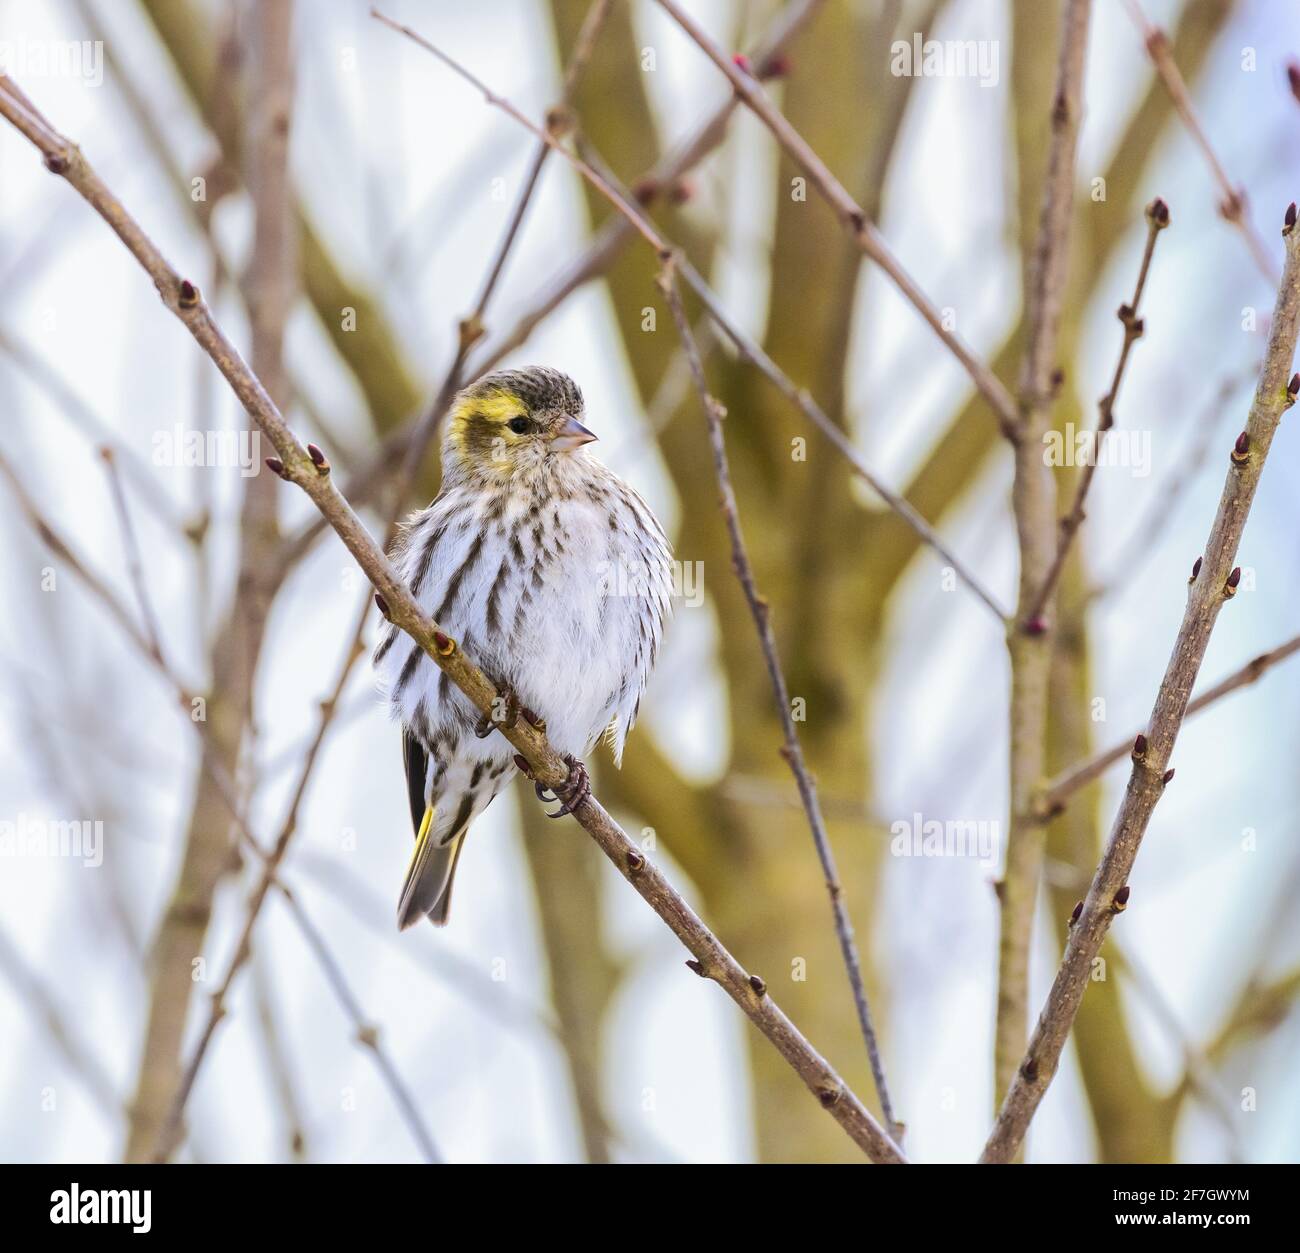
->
<box><xmin>397</xmin><ymin>807</ymin><xmax>468</xmax><ymax>930</ymax></box>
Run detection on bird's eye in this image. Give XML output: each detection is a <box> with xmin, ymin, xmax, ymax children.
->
<box><xmin>508</xmin><ymin>416</ymin><xmax>533</xmax><ymax>434</ymax></box>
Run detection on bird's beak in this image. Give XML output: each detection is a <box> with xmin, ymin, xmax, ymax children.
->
<box><xmin>550</xmin><ymin>416</ymin><xmax>598</xmax><ymax>452</ymax></box>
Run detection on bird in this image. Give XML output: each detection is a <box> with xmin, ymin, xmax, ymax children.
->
<box><xmin>373</xmin><ymin>366</ymin><xmax>673</xmax><ymax>929</ymax></box>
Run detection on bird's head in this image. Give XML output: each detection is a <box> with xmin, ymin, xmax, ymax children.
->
<box><xmin>443</xmin><ymin>366</ymin><xmax>597</xmax><ymax>482</ymax></box>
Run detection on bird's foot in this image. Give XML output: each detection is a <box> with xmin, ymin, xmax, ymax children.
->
<box><xmin>546</xmin><ymin>755</ymin><xmax>591</xmax><ymax>819</ymax></box>
<box><xmin>475</xmin><ymin>683</ymin><xmax>521</xmax><ymax>738</ymax></box>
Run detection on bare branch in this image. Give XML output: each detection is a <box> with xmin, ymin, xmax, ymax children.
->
<box><xmin>995</xmin><ymin>0</ymin><xmax>1092</xmax><ymax>1109</ymax></box>
<box><xmin>983</xmin><ymin>206</ymin><xmax>1300</xmax><ymax>1163</ymax></box>
<box><xmin>1025</xmin><ymin>197</ymin><xmax>1169</xmax><ymax>623</ymax></box>
<box><xmin>651</xmin><ymin>0</ymin><xmax>1020</xmax><ymax>436</ymax></box>
<box><xmin>659</xmin><ymin>256</ymin><xmax>900</xmax><ymax>1141</ymax></box>
<box><xmin>1122</xmin><ymin>0</ymin><xmax>1277</xmax><ymax>283</ymax></box>
<box><xmin>1039</xmin><ymin>629</ymin><xmax>1300</xmax><ymax>819</ymax></box>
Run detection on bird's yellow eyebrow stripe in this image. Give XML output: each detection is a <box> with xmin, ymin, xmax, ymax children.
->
<box><xmin>449</xmin><ymin>388</ymin><xmax>525</xmax><ymax>455</ymax></box>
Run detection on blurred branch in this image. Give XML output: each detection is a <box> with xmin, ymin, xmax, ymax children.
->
<box><xmin>250</xmin><ymin>952</ymin><xmax>309</xmax><ymax>1162</ymax></box>
<box><xmin>1122</xmin><ymin>0</ymin><xmax>1277</xmax><ymax>284</ymax></box>
<box><xmin>983</xmin><ymin>208</ymin><xmax>1300</xmax><ymax>1163</ymax></box>
<box><xmin>651</xmin><ymin>0</ymin><xmax>1019</xmax><ymax>436</ymax></box>
<box><xmin>120</xmin><ymin>0</ymin><xmax>293</xmax><ymax>1162</ymax></box>
<box><xmin>276</xmin><ymin>886</ymin><xmax>442</xmax><ymax>1162</ymax></box>
<box><xmin>1039</xmin><ymin>629</ymin><xmax>1300</xmax><ymax>818</ymax></box>
<box><xmin>660</xmin><ymin>257</ymin><xmax>899</xmax><ymax>1140</ymax></box>
<box><xmin>995</xmin><ymin>0</ymin><xmax>1091</xmax><ymax>1111</ymax></box>
<box><xmin>0</xmin><ymin>74</ymin><xmax>903</xmax><ymax>1165</ymax></box>
<box><xmin>1025</xmin><ymin>198</ymin><xmax>1168</xmax><ymax>624</ymax></box>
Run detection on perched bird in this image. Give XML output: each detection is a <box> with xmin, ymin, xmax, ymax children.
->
<box><xmin>374</xmin><ymin>366</ymin><xmax>673</xmax><ymax>928</ymax></box>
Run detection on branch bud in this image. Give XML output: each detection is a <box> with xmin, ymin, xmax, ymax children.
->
<box><xmin>1145</xmin><ymin>197</ymin><xmax>1170</xmax><ymax>229</ymax></box>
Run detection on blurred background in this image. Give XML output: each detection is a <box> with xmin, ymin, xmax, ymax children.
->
<box><xmin>2</xmin><ymin>0</ymin><xmax>1299</xmax><ymax>1164</ymax></box>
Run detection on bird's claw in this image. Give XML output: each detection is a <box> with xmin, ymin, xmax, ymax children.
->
<box><xmin>546</xmin><ymin>755</ymin><xmax>590</xmax><ymax>819</ymax></box>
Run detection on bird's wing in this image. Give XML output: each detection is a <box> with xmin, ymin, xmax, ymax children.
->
<box><xmin>402</xmin><ymin>728</ymin><xmax>429</xmax><ymax>837</ymax></box>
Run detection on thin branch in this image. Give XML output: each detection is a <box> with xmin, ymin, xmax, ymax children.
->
<box><xmin>651</xmin><ymin>0</ymin><xmax>1020</xmax><ymax>437</ymax></box>
<box><xmin>983</xmin><ymin>206</ymin><xmax>1300</xmax><ymax>1163</ymax></box>
<box><xmin>1024</xmin><ymin>197</ymin><xmax>1169</xmax><ymax>624</ymax></box>
<box><xmin>1038</xmin><ymin>629</ymin><xmax>1300</xmax><ymax>819</ymax></box>
<box><xmin>1122</xmin><ymin>0</ymin><xmax>1277</xmax><ymax>284</ymax></box>
<box><xmin>659</xmin><ymin>256</ymin><xmax>900</xmax><ymax>1141</ymax></box>
<box><xmin>372</xmin><ymin>8</ymin><xmax>1007</xmax><ymax>622</ymax></box>
<box><xmin>0</xmin><ymin>72</ymin><xmax>903</xmax><ymax>1165</ymax></box>
<box><xmin>995</xmin><ymin>0</ymin><xmax>1092</xmax><ymax>1110</ymax></box>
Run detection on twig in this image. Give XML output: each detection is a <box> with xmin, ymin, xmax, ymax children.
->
<box><xmin>1024</xmin><ymin>197</ymin><xmax>1169</xmax><ymax>624</ymax></box>
<box><xmin>1038</xmin><ymin>630</ymin><xmax>1300</xmax><ymax>818</ymax></box>
<box><xmin>659</xmin><ymin>256</ymin><xmax>900</xmax><ymax>1140</ymax></box>
<box><xmin>372</xmin><ymin>9</ymin><xmax>1007</xmax><ymax>622</ymax></box>
<box><xmin>983</xmin><ymin>205</ymin><xmax>1300</xmax><ymax>1163</ymax></box>
<box><xmin>1122</xmin><ymin>0</ymin><xmax>1277</xmax><ymax>284</ymax></box>
<box><xmin>250</xmin><ymin>953</ymin><xmax>309</xmax><ymax>1160</ymax></box>
<box><xmin>995</xmin><ymin>0</ymin><xmax>1092</xmax><ymax>1109</ymax></box>
<box><xmin>0</xmin><ymin>72</ymin><xmax>904</xmax><ymax>1164</ymax></box>
<box><xmin>651</xmin><ymin>0</ymin><xmax>1020</xmax><ymax>437</ymax></box>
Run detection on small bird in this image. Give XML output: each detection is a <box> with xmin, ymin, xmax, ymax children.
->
<box><xmin>374</xmin><ymin>366</ymin><xmax>673</xmax><ymax>928</ymax></box>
